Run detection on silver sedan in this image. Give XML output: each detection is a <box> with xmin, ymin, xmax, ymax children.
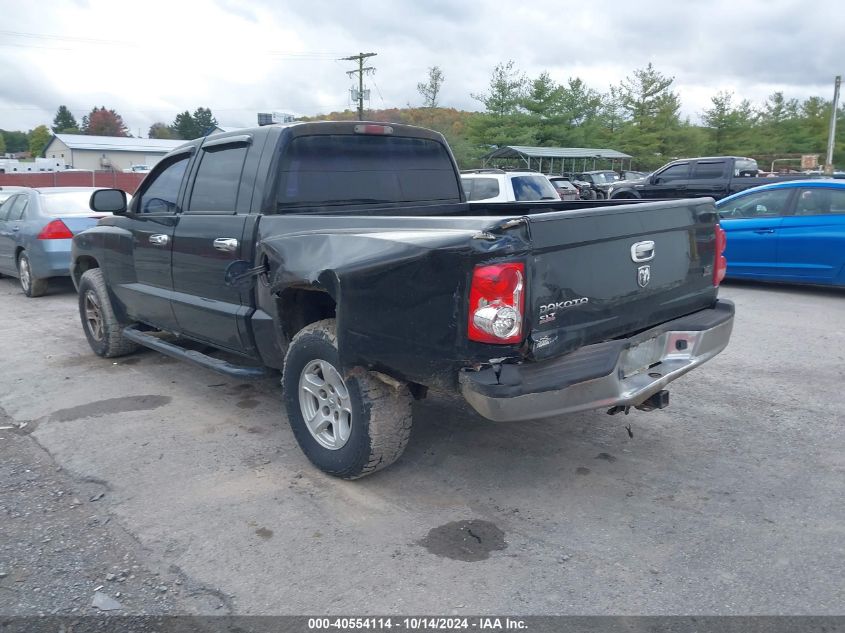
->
<box><xmin>0</xmin><ymin>187</ymin><xmax>123</xmax><ymax>297</ymax></box>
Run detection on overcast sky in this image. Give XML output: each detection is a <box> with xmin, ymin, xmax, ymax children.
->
<box><xmin>1</xmin><ymin>0</ymin><xmax>842</xmax><ymax>136</ymax></box>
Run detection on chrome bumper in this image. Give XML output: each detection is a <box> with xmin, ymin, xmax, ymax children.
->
<box><xmin>459</xmin><ymin>300</ymin><xmax>734</xmax><ymax>422</ymax></box>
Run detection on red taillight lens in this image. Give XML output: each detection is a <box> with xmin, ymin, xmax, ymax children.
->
<box><xmin>713</xmin><ymin>224</ymin><xmax>727</xmax><ymax>286</ymax></box>
<box><xmin>37</xmin><ymin>219</ymin><xmax>73</xmax><ymax>240</ymax></box>
<box><xmin>468</xmin><ymin>263</ymin><xmax>525</xmax><ymax>344</ymax></box>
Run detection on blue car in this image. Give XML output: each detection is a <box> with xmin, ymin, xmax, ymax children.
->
<box><xmin>0</xmin><ymin>187</ymin><xmax>120</xmax><ymax>297</ymax></box>
<box><xmin>716</xmin><ymin>179</ymin><xmax>845</xmax><ymax>287</ymax></box>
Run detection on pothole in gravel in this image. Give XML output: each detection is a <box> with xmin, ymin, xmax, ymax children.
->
<box><xmin>419</xmin><ymin>519</ymin><xmax>507</xmax><ymax>562</ymax></box>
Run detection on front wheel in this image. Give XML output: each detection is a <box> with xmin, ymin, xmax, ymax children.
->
<box><xmin>282</xmin><ymin>319</ymin><xmax>413</xmax><ymax>479</ymax></box>
<box><xmin>78</xmin><ymin>268</ymin><xmax>139</xmax><ymax>358</ymax></box>
<box><xmin>18</xmin><ymin>252</ymin><xmax>48</xmax><ymax>297</ymax></box>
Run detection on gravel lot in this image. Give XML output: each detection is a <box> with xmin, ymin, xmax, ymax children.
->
<box><xmin>0</xmin><ymin>275</ymin><xmax>843</xmax><ymax>615</ymax></box>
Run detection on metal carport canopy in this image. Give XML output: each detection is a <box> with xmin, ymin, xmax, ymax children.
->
<box><xmin>482</xmin><ymin>145</ymin><xmax>633</xmax><ymax>172</ymax></box>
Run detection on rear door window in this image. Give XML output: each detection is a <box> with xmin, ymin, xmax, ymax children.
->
<box><xmin>691</xmin><ymin>161</ymin><xmax>726</xmax><ymax>179</ymax></box>
<box><xmin>0</xmin><ymin>195</ymin><xmax>17</xmax><ymax>221</ymax></box>
<box><xmin>8</xmin><ymin>195</ymin><xmax>28</xmax><ymax>220</ymax></box>
<box><xmin>277</xmin><ymin>134</ymin><xmax>461</xmax><ymax>209</ymax></box>
<box><xmin>794</xmin><ymin>187</ymin><xmax>845</xmax><ymax>216</ymax></box>
<box><xmin>467</xmin><ymin>178</ymin><xmax>500</xmax><ymax>201</ymax></box>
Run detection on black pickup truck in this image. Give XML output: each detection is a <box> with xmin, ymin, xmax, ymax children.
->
<box><xmin>72</xmin><ymin>121</ymin><xmax>734</xmax><ymax>479</ymax></box>
<box><xmin>607</xmin><ymin>156</ymin><xmax>811</xmax><ymax>201</ymax></box>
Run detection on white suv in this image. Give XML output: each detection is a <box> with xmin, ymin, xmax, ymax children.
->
<box><xmin>461</xmin><ymin>169</ymin><xmax>560</xmax><ymax>202</ymax></box>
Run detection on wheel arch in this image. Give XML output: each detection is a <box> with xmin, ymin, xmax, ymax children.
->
<box><xmin>72</xmin><ymin>255</ymin><xmax>100</xmax><ymax>287</ymax></box>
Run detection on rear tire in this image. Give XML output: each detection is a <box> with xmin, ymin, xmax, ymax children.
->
<box><xmin>18</xmin><ymin>252</ymin><xmax>48</xmax><ymax>298</ymax></box>
<box><xmin>282</xmin><ymin>319</ymin><xmax>413</xmax><ymax>479</ymax></box>
<box><xmin>78</xmin><ymin>268</ymin><xmax>139</xmax><ymax>358</ymax></box>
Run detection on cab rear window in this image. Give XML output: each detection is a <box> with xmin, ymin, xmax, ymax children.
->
<box><xmin>277</xmin><ymin>135</ymin><xmax>461</xmax><ymax>208</ymax></box>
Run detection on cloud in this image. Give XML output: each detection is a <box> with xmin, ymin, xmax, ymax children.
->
<box><xmin>0</xmin><ymin>0</ymin><xmax>842</xmax><ymax>134</ymax></box>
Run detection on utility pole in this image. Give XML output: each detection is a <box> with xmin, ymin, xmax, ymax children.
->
<box><xmin>341</xmin><ymin>52</ymin><xmax>376</xmax><ymax>120</ymax></box>
<box><xmin>824</xmin><ymin>75</ymin><xmax>841</xmax><ymax>175</ymax></box>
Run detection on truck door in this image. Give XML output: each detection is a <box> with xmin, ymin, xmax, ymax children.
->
<box><xmin>639</xmin><ymin>162</ymin><xmax>690</xmax><ymax>198</ymax></box>
<box><xmin>109</xmin><ymin>153</ymin><xmax>191</xmax><ymax>330</ymax></box>
<box><xmin>687</xmin><ymin>159</ymin><xmax>728</xmax><ymax>199</ymax></box>
<box><xmin>170</xmin><ymin>135</ymin><xmax>255</xmax><ymax>353</ymax></box>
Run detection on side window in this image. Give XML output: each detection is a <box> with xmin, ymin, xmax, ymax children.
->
<box><xmin>0</xmin><ymin>196</ymin><xmax>17</xmax><ymax>221</ymax></box>
<box><xmin>691</xmin><ymin>161</ymin><xmax>726</xmax><ymax>180</ymax></box>
<box><xmin>461</xmin><ymin>178</ymin><xmax>474</xmax><ymax>198</ymax></box>
<box><xmin>8</xmin><ymin>195</ymin><xmax>28</xmax><ymax>220</ymax></box>
<box><xmin>719</xmin><ymin>189</ymin><xmax>792</xmax><ymax>219</ymax></box>
<box><xmin>794</xmin><ymin>188</ymin><xmax>845</xmax><ymax>216</ymax></box>
<box><xmin>137</xmin><ymin>156</ymin><xmax>189</xmax><ymax>214</ymax></box>
<box><xmin>469</xmin><ymin>178</ymin><xmax>500</xmax><ymax>201</ymax></box>
<box><xmin>828</xmin><ymin>189</ymin><xmax>845</xmax><ymax>214</ymax></box>
<box><xmin>654</xmin><ymin>163</ymin><xmax>689</xmax><ymax>184</ymax></box>
<box><xmin>187</xmin><ymin>145</ymin><xmax>248</xmax><ymax>214</ymax></box>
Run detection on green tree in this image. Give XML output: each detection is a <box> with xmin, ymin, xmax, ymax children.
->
<box><xmin>0</xmin><ymin>133</ymin><xmax>5</xmax><ymax>155</ymax></box>
<box><xmin>52</xmin><ymin>105</ymin><xmax>79</xmax><ymax>133</ymax></box>
<box><xmin>172</xmin><ymin>111</ymin><xmax>199</xmax><ymax>140</ymax></box>
<box><xmin>148</xmin><ymin>122</ymin><xmax>176</xmax><ymax>139</ymax></box>
<box><xmin>1</xmin><ymin>130</ymin><xmax>30</xmax><ymax>153</ymax></box>
<box><xmin>615</xmin><ymin>64</ymin><xmax>683</xmax><ymax>166</ymax></box>
<box><xmin>701</xmin><ymin>91</ymin><xmax>756</xmax><ymax>155</ymax></box>
<box><xmin>472</xmin><ymin>60</ymin><xmax>526</xmax><ymax>117</ymax></box>
<box><xmin>417</xmin><ymin>66</ymin><xmax>445</xmax><ymax>108</ymax></box>
<box><xmin>192</xmin><ymin>107</ymin><xmax>218</xmax><ymax>136</ymax></box>
<box><xmin>28</xmin><ymin>125</ymin><xmax>52</xmax><ymax>157</ymax></box>
<box><xmin>81</xmin><ymin>106</ymin><xmax>129</xmax><ymax>136</ymax></box>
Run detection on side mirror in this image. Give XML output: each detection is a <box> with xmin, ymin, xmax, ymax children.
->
<box><xmin>90</xmin><ymin>189</ymin><xmax>128</xmax><ymax>215</ymax></box>
<box><xmin>649</xmin><ymin>175</ymin><xmax>658</xmax><ymax>185</ymax></box>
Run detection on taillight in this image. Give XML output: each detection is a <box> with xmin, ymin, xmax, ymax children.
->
<box><xmin>37</xmin><ymin>219</ymin><xmax>73</xmax><ymax>240</ymax></box>
<box><xmin>713</xmin><ymin>224</ymin><xmax>727</xmax><ymax>286</ymax></box>
<box><xmin>468</xmin><ymin>263</ymin><xmax>525</xmax><ymax>344</ymax></box>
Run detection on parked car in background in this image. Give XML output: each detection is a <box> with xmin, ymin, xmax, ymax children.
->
<box><xmin>122</xmin><ymin>164</ymin><xmax>152</xmax><ymax>173</ymax></box>
<box><xmin>572</xmin><ymin>170</ymin><xmax>620</xmax><ymax>199</ymax></box>
<box><xmin>716</xmin><ymin>179</ymin><xmax>845</xmax><ymax>287</ymax></box>
<box><xmin>607</xmin><ymin>156</ymin><xmax>820</xmax><ymax>201</ymax></box>
<box><xmin>461</xmin><ymin>169</ymin><xmax>560</xmax><ymax>202</ymax></box>
<box><xmin>546</xmin><ymin>176</ymin><xmax>580</xmax><ymax>201</ymax></box>
<box><xmin>0</xmin><ymin>187</ymin><xmax>125</xmax><ymax>297</ymax></box>
<box><xmin>0</xmin><ymin>186</ymin><xmax>29</xmax><ymax>204</ymax></box>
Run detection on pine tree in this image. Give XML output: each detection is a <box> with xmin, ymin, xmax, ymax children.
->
<box><xmin>52</xmin><ymin>105</ymin><xmax>79</xmax><ymax>133</ymax></box>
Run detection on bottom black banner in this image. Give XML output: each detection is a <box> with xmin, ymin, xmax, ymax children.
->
<box><xmin>0</xmin><ymin>616</ymin><xmax>843</xmax><ymax>633</ymax></box>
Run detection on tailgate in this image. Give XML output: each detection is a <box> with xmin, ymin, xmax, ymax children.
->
<box><xmin>525</xmin><ymin>198</ymin><xmax>720</xmax><ymax>360</ymax></box>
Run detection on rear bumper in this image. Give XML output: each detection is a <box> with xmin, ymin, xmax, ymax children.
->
<box><xmin>28</xmin><ymin>239</ymin><xmax>73</xmax><ymax>278</ymax></box>
<box><xmin>459</xmin><ymin>300</ymin><xmax>735</xmax><ymax>422</ymax></box>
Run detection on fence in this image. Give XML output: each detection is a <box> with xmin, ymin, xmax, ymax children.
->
<box><xmin>0</xmin><ymin>170</ymin><xmax>146</xmax><ymax>193</ymax></box>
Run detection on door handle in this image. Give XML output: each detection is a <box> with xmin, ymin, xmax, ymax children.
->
<box><xmin>213</xmin><ymin>238</ymin><xmax>239</xmax><ymax>252</ymax></box>
<box><xmin>753</xmin><ymin>229</ymin><xmax>775</xmax><ymax>234</ymax></box>
<box><xmin>149</xmin><ymin>234</ymin><xmax>170</xmax><ymax>246</ymax></box>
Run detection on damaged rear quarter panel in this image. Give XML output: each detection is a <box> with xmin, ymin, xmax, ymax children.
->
<box><xmin>256</xmin><ymin>215</ymin><xmax>529</xmax><ymax>390</ymax></box>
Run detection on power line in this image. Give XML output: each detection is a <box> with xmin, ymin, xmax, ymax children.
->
<box><xmin>340</xmin><ymin>52</ymin><xmax>376</xmax><ymax>120</ymax></box>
